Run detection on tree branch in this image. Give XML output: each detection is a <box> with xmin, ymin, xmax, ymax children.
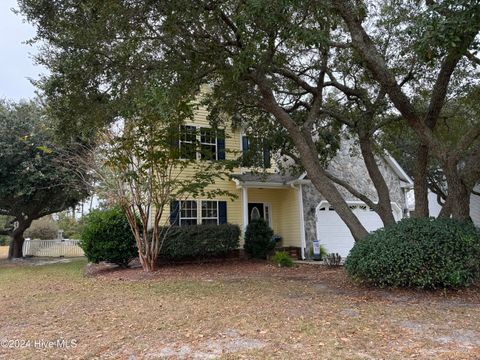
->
<box><xmin>325</xmin><ymin>171</ymin><xmax>378</xmax><ymax>210</ymax></box>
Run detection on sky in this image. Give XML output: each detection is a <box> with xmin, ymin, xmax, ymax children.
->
<box><xmin>0</xmin><ymin>0</ymin><xmax>44</xmax><ymax>101</ymax></box>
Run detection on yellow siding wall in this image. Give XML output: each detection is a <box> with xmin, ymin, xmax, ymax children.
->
<box><xmin>157</xmin><ymin>104</ymin><xmax>243</xmax><ymax>227</ymax></box>
<box><xmin>154</xmin><ymin>101</ymin><xmax>301</xmax><ymax>249</ymax></box>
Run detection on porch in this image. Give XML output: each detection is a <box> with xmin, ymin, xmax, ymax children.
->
<box><xmin>231</xmin><ymin>173</ymin><xmax>306</xmax><ymax>259</ymax></box>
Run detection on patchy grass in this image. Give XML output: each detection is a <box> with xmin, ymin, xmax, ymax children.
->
<box><xmin>0</xmin><ymin>246</ymin><xmax>8</xmax><ymax>259</ymax></box>
<box><xmin>0</xmin><ymin>259</ymin><xmax>479</xmax><ymax>359</ymax></box>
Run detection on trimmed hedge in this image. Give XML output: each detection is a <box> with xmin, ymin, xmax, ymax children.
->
<box><xmin>244</xmin><ymin>218</ymin><xmax>275</xmax><ymax>259</ymax></box>
<box><xmin>157</xmin><ymin>223</ymin><xmax>240</xmax><ymax>261</ymax></box>
<box><xmin>79</xmin><ymin>207</ymin><xmax>138</xmax><ymax>267</ymax></box>
<box><xmin>345</xmin><ymin>217</ymin><xmax>480</xmax><ymax>289</ymax></box>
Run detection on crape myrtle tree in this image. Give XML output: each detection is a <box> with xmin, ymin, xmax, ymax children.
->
<box><xmin>68</xmin><ymin>85</ymin><xmax>235</xmax><ymax>272</ymax></box>
<box><xmin>0</xmin><ymin>100</ymin><xmax>89</xmax><ymax>258</ymax></box>
<box><xmin>18</xmin><ymin>0</ymin><xmax>480</xmax><ymax>240</ymax></box>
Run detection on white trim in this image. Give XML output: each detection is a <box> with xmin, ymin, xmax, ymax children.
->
<box><xmin>263</xmin><ymin>202</ymin><xmax>272</xmax><ymax>227</ymax></box>
<box><xmin>297</xmin><ymin>184</ymin><xmax>306</xmax><ymax>260</ymax></box>
<box><xmin>177</xmin><ymin>199</ymin><xmax>222</xmax><ymax>225</ymax></box>
<box><xmin>315</xmin><ymin>200</ymin><xmax>403</xmax><ymax>220</ymax></box>
<box><xmin>236</xmin><ymin>181</ymin><xmax>289</xmax><ymax>189</ymax></box>
<box><xmin>242</xmin><ymin>187</ymin><xmax>248</xmax><ymax>233</ymax></box>
<box><xmin>384</xmin><ymin>152</ymin><xmax>414</xmax><ymax>186</ymax></box>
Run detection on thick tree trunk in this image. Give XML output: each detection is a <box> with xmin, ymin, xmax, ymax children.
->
<box><xmin>413</xmin><ymin>144</ymin><xmax>430</xmax><ymax>218</ymax></box>
<box><xmin>293</xmin><ymin>131</ymin><xmax>369</xmax><ymax>241</ymax></box>
<box><xmin>8</xmin><ymin>222</ymin><xmax>30</xmax><ymax>259</ymax></box>
<box><xmin>257</xmin><ymin>77</ymin><xmax>369</xmax><ymax>241</ymax></box>
<box><xmin>358</xmin><ymin>136</ymin><xmax>396</xmax><ymax>226</ymax></box>
<box><xmin>440</xmin><ymin>164</ymin><xmax>472</xmax><ymax>221</ymax></box>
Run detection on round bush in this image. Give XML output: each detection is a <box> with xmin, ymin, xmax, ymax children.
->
<box><xmin>345</xmin><ymin>217</ymin><xmax>480</xmax><ymax>289</ymax></box>
<box><xmin>79</xmin><ymin>207</ymin><xmax>137</xmax><ymax>267</ymax></box>
<box><xmin>25</xmin><ymin>216</ymin><xmax>59</xmax><ymax>240</ymax></box>
<box><xmin>244</xmin><ymin>219</ymin><xmax>274</xmax><ymax>259</ymax></box>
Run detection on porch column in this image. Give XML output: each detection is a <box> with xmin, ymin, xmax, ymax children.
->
<box><xmin>296</xmin><ymin>184</ymin><xmax>306</xmax><ymax>260</ymax></box>
<box><xmin>242</xmin><ymin>186</ymin><xmax>249</xmax><ymax>233</ymax></box>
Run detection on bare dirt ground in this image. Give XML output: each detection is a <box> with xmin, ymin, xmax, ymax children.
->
<box><xmin>0</xmin><ymin>258</ymin><xmax>479</xmax><ymax>359</ymax></box>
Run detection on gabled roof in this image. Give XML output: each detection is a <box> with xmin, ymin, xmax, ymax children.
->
<box><xmin>383</xmin><ymin>152</ymin><xmax>414</xmax><ymax>187</ymax></box>
<box><xmin>296</xmin><ymin>153</ymin><xmax>413</xmax><ymax>188</ymax></box>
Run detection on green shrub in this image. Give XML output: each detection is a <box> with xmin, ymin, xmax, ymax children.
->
<box><xmin>25</xmin><ymin>216</ymin><xmax>59</xmax><ymax>240</ymax></box>
<box><xmin>0</xmin><ymin>236</ymin><xmax>9</xmax><ymax>246</ymax></box>
<box><xmin>79</xmin><ymin>207</ymin><xmax>137</xmax><ymax>267</ymax></box>
<box><xmin>157</xmin><ymin>223</ymin><xmax>240</xmax><ymax>261</ymax></box>
<box><xmin>345</xmin><ymin>217</ymin><xmax>480</xmax><ymax>289</ymax></box>
<box><xmin>272</xmin><ymin>251</ymin><xmax>294</xmax><ymax>267</ymax></box>
<box><xmin>56</xmin><ymin>213</ymin><xmax>81</xmax><ymax>239</ymax></box>
<box><xmin>244</xmin><ymin>219</ymin><xmax>275</xmax><ymax>259</ymax></box>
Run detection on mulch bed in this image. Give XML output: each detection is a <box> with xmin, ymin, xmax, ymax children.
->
<box><xmin>86</xmin><ymin>258</ymin><xmax>480</xmax><ymax>306</ymax></box>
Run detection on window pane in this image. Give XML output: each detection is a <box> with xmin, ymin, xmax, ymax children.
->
<box><xmin>200</xmin><ymin>128</ymin><xmax>215</xmax><ymax>143</ymax></box>
<box><xmin>180</xmin><ymin>201</ymin><xmax>197</xmax><ymax>226</ymax></box>
<box><xmin>180</xmin><ymin>126</ymin><xmax>197</xmax><ymax>160</ymax></box>
<box><xmin>181</xmin><ymin>142</ymin><xmax>196</xmax><ymax>160</ymax></box>
<box><xmin>200</xmin><ymin>128</ymin><xmax>217</xmax><ymax>160</ymax></box>
<box><xmin>202</xmin><ymin>219</ymin><xmax>218</xmax><ymax>225</ymax></box>
<box><xmin>200</xmin><ymin>144</ymin><xmax>217</xmax><ymax>160</ymax></box>
<box><xmin>202</xmin><ymin>201</ymin><xmax>217</xmax><ymax>218</ymax></box>
<box><xmin>181</xmin><ymin>219</ymin><xmax>197</xmax><ymax>226</ymax></box>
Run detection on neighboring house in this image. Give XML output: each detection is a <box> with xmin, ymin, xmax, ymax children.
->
<box><xmin>164</xmin><ymin>105</ymin><xmax>413</xmax><ymax>260</ymax></box>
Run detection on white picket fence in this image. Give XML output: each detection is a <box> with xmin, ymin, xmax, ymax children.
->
<box><xmin>23</xmin><ymin>239</ymin><xmax>84</xmax><ymax>258</ymax></box>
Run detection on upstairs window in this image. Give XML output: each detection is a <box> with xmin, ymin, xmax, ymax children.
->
<box><xmin>200</xmin><ymin>128</ymin><xmax>217</xmax><ymax>160</ymax></box>
<box><xmin>179</xmin><ymin>125</ymin><xmax>196</xmax><ymax>160</ymax></box>
<box><xmin>178</xmin><ymin>125</ymin><xmax>225</xmax><ymax>161</ymax></box>
<box><xmin>242</xmin><ymin>135</ymin><xmax>271</xmax><ymax>168</ymax></box>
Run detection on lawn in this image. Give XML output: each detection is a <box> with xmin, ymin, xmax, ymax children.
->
<box><xmin>0</xmin><ymin>259</ymin><xmax>479</xmax><ymax>359</ymax></box>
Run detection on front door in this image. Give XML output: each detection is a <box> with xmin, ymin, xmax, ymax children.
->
<box><xmin>248</xmin><ymin>203</ymin><xmax>264</xmax><ymax>223</ymax></box>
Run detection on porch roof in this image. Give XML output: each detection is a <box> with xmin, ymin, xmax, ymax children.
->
<box><xmin>231</xmin><ymin>173</ymin><xmax>301</xmax><ymax>188</ymax></box>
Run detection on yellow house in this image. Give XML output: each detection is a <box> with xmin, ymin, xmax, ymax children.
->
<box><xmin>162</xmin><ymin>103</ymin><xmax>306</xmax><ymax>258</ymax></box>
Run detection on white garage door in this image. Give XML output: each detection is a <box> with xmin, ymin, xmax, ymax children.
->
<box><xmin>316</xmin><ymin>202</ymin><xmax>401</xmax><ymax>259</ymax></box>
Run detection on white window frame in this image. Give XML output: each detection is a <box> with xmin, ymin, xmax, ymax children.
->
<box><xmin>179</xmin><ymin>200</ymin><xmax>198</xmax><ymax>226</ymax></box>
<box><xmin>179</xmin><ymin>125</ymin><xmax>197</xmax><ymax>160</ymax></box>
<box><xmin>201</xmin><ymin>200</ymin><xmax>219</xmax><ymax>225</ymax></box>
<box><xmin>200</xmin><ymin>127</ymin><xmax>218</xmax><ymax>161</ymax></box>
<box><xmin>180</xmin><ymin>124</ymin><xmax>220</xmax><ymax>161</ymax></box>
<box><xmin>178</xmin><ymin>200</ymin><xmax>222</xmax><ymax>226</ymax></box>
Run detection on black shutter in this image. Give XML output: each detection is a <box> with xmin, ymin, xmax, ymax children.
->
<box><xmin>242</xmin><ymin>136</ymin><xmax>249</xmax><ymax>155</ymax></box>
<box><xmin>263</xmin><ymin>147</ymin><xmax>271</xmax><ymax>168</ymax></box>
<box><xmin>170</xmin><ymin>201</ymin><xmax>180</xmax><ymax>226</ymax></box>
<box><xmin>217</xmin><ymin>129</ymin><xmax>225</xmax><ymax>160</ymax></box>
<box><xmin>218</xmin><ymin>201</ymin><xmax>227</xmax><ymax>224</ymax></box>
